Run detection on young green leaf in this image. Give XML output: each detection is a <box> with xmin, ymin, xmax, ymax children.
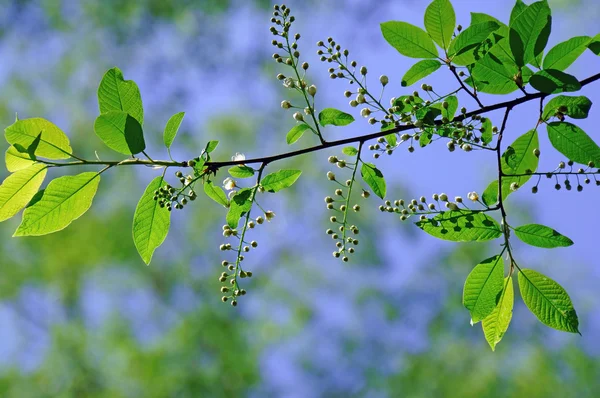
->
<box><xmin>26</xmin><ymin>133</ymin><xmax>42</xmax><ymax>161</ymax></box>
<box><xmin>0</xmin><ymin>164</ymin><xmax>47</xmax><ymax>222</ymax></box>
<box><xmin>384</xmin><ymin>133</ymin><xmax>397</xmax><ymax>147</ymax></box>
<box><xmin>5</xmin><ymin>146</ymin><xmax>36</xmax><ymax>172</ymax></box>
<box><xmin>424</xmin><ymin>0</ymin><xmax>455</xmax><ymax>50</ymax></box>
<box><xmin>481</xmin><ymin>180</ymin><xmax>499</xmax><ymax>207</ymax></box>
<box><xmin>518</xmin><ymin>269</ymin><xmax>580</xmax><ymax>334</ymax></box>
<box><xmin>401</xmin><ymin>60</ymin><xmax>442</xmax><ymax>87</ymax></box>
<box><xmin>380</xmin><ymin>21</ymin><xmax>438</xmax><ymax>58</ymax></box>
<box><xmin>547</xmin><ymin>122</ymin><xmax>600</xmax><ymax>165</ymax></box>
<box><xmin>448</xmin><ymin>21</ymin><xmax>500</xmax><ymax>58</ymax></box>
<box><xmin>543</xmin><ymin>36</ymin><xmax>592</xmax><ymax>71</ymax></box>
<box><xmin>514</xmin><ymin>223</ymin><xmax>574</xmax><ymax>248</ymax></box>
<box><xmin>318</xmin><ymin>108</ymin><xmax>355</xmax><ymax>127</ymax></box>
<box><xmin>205</xmin><ymin>140</ymin><xmax>219</xmax><ymax>154</ymax></box>
<box><xmin>228</xmin><ymin>166</ymin><xmax>255</xmax><ymax>179</ymax></box>
<box><xmin>226</xmin><ymin>188</ymin><xmax>253</xmax><ymax>228</ymax></box>
<box><xmin>94</xmin><ymin>111</ymin><xmax>146</xmax><ymax>155</ymax></box>
<box><xmin>286</xmin><ymin>124</ymin><xmax>310</xmax><ymax>145</ymax></box>
<box><xmin>4</xmin><ymin>118</ymin><xmax>72</xmax><ymax>159</ymax></box>
<box><xmin>480</xmin><ymin>117</ymin><xmax>493</xmax><ymax>145</ymax></box>
<box><xmin>529</xmin><ymin>69</ymin><xmax>581</xmax><ymax>94</ymax></box>
<box><xmin>415</xmin><ymin>210</ymin><xmax>502</xmax><ymax>242</ymax></box>
<box><xmin>436</xmin><ymin>95</ymin><xmax>458</xmax><ymax>121</ymax></box>
<box><xmin>482</xmin><ymin>277</ymin><xmax>514</xmax><ymax>351</ymax></box>
<box><xmin>342</xmin><ymin>146</ymin><xmax>358</xmax><ymax>156</ymax></box>
<box><xmin>132</xmin><ymin>176</ymin><xmax>171</xmax><ymax>265</ymax></box>
<box><xmin>163</xmin><ymin>112</ymin><xmax>185</xmax><ymax>149</ymax></box>
<box><xmin>98</xmin><ymin>67</ymin><xmax>144</xmax><ymax>125</ymax></box>
<box><xmin>204</xmin><ymin>180</ymin><xmax>229</xmax><ymax>208</ymax></box>
<box><xmin>471</xmin><ymin>12</ymin><xmax>504</xmax><ymax>26</ymax></box>
<box><xmin>509</xmin><ymin>1</ymin><xmax>551</xmax><ymax>67</ymax></box>
<box><xmin>14</xmin><ymin>172</ymin><xmax>101</xmax><ymax>236</ymax></box>
<box><xmin>463</xmin><ymin>255</ymin><xmax>505</xmax><ymax>323</ymax></box>
<box><xmin>470</xmin><ymin>40</ymin><xmax>521</xmax><ymax>95</ymax></box>
<box><xmin>542</xmin><ymin>95</ymin><xmax>592</xmax><ymax>121</ymax></box>
<box><xmin>360</xmin><ymin>163</ymin><xmax>386</xmax><ymax>199</ymax></box>
<box><xmin>261</xmin><ymin>169</ymin><xmax>302</xmax><ymax>193</ymax></box>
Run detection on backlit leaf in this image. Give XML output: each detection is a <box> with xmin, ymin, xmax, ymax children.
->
<box><xmin>529</xmin><ymin>69</ymin><xmax>581</xmax><ymax>94</ymax></box>
<box><xmin>514</xmin><ymin>223</ymin><xmax>574</xmax><ymax>248</ymax></box>
<box><xmin>163</xmin><ymin>112</ymin><xmax>185</xmax><ymax>149</ymax></box>
<box><xmin>286</xmin><ymin>124</ymin><xmax>310</xmax><ymax>145</ymax></box>
<box><xmin>482</xmin><ymin>277</ymin><xmax>514</xmax><ymax>351</ymax></box>
<box><xmin>0</xmin><ymin>164</ymin><xmax>47</xmax><ymax>222</ymax></box>
<box><xmin>361</xmin><ymin>163</ymin><xmax>386</xmax><ymax>199</ymax></box>
<box><xmin>381</xmin><ymin>21</ymin><xmax>438</xmax><ymax>58</ymax></box>
<box><xmin>98</xmin><ymin>67</ymin><xmax>144</xmax><ymax>125</ymax></box>
<box><xmin>4</xmin><ymin>118</ymin><xmax>72</xmax><ymax>159</ymax></box>
<box><xmin>542</xmin><ymin>95</ymin><xmax>592</xmax><ymax>121</ymax></box>
<box><xmin>318</xmin><ymin>108</ymin><xmax>355</xmax><ymax>127</ymax></box>
<box><xmin>94</xmin><ymin>111</ymin><xmax>146</xmax><ymax>155</ymax></box>
<box><xmin>261</xmin><ymin>169</ymin><xmax>301</xmax><ymax>193</ymax></box>
<box><xmin>463</xmin><ymin>255</ymin><xmax>505</xmax><ymax>323</ymax></box>
<box><xmin>416</xmin><ymin>210</ymin><xmax>502</xmax><ymax>242</ymax></box>
<box><xmin>424</xmin><ymin>0</ymin><xmax>455</xmax><ymax>50</ymax></box>
<box><xmin>543</xmin><ymin>36</ymin><xmax>592</xmax><ymax>71</ymax></box>
<box><xmin>401</xmin><ymin>60</ymin><xmax>442</xmax><ymax>87</ymax></box>
<box><xmin>546</xmin><ymin>122</ymin><xmax>600</xmax><ymax>165</ymax></box>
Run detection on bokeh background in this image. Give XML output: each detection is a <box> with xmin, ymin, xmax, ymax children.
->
<box><xmin>0</xmin><ymin>0</ymin><xmax>599</xmax><ymax>396</ymax></box>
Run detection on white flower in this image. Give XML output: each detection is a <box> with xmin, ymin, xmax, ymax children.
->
<box><xmin>184</xmin><ymin>175</ymin><xmax>193</xmax><ymax>186</ymax></box>
<box><xmin>265</xmin><ymin>211</ymin><xmax>276</xmax><ymax>221</ymax></box>
<box><xmin>223</xmin><ymin>177</ymin><xmax>237</xmax><ymax>190</ymax></box>
<box><xmin>231</xmin><ymin>152</ymin><xmax>245</xmax><ymax>162</ymax></box>
<box><xmin>468</xmin><ymin>191</ymin><xmax>479</xmax><ymax>201</ymax></box>
<box><xmin>283</xmin><ymin>77</ymin><xmax>295</xmax><ymax>88</ymax></box>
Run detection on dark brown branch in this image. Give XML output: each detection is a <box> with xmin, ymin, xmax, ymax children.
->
<box><xmin>449</xmin><ymin>65</ymin><xmax>484</xmax><ymax>108</ymax></box>
<box><xmin>205</xmin><ymin>72</ymin><xmax>600</xmax><ymax>170</ymax></box>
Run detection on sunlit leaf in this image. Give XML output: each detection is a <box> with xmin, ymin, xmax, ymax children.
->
<box><xmin>14</xmin><ymin>172</ymin><xmax>101</xmax><ymax>236</ymax></box>
<box><xmin>482</xmin><ymin>277</ymin><xmax>514</xmax><ymax>351</ymax></box>
<box><xmin>342</xmin><ymin>146</ymin><xmax>358</xmax><ymax>156</ymax></box>
<box><xmin>546</xmin><ymin>122</ymin><xmax>600</xmax><ymax>165</ymax></box>
<box><xmin>542</xmin><ymin>95</ymin><xmax>592</xmax><ymax>121</ymax></box>
<box><xmin>318</xmin><ymin>108</ymin><xmax>355</xmax><ymax>127</ymax></box>
<box><xmin>204</xmin><ymin>180</ymin><xmax>228</xmax><ymax>208</ymax></box>
<box><xmin>514</xmin><ymin>223</ymin><xmax>574</xmax><ymax>248</ymax></box>
<box><xmin>529</xmin><ymin>69</ymin><xmax>581</xmax><ymax>94</ymax></box>
<box><xmin>261</xmin><ymin>169</ymin><xmax>301</xmax><ymax>193</ymax></box>
<box><xmin>94</xmin><ymin>111</ymin><xmax>146</xmax><ymax>155</ymax></box>
<box><xmin>509</xmin><ymin>1</ymin><xmax>551</xmax><ymax>67</ymax></box>
<box><xmin>228</xmin><ymin>166</ymin><xmax>255</xmax><ymax>178</ymax></box>
<box><xmin>132</xmin><ymin>176</ymin><xmax>171</xmax><ymax>265</ymax></box>
<box><xmin>361</xmin><ymin>162</ymin><xmax>386</xmax><ymax>199</ymax></box>
<box><xmin>5</xmin><ymin>146</ymin><xmax>36</xmax><ymax>172</ymax></box>
<box><xmin>543</xmin><ymin>36</ymin><xmax>592</xmax><ymax>71</ymax></box>
<box><xmin>381</xmin><ymin>21</ymin><xmax>438</xmax><ymax>58</ymax></box>
<box><xmin>4</xmin><ymin>118</ymin><xmax>72</xmax><ymax>159</ymax></box>
<box><xmin>98</xmin><ymin>66</ymin><xmax>144</xmax><ymax>125</ymax></box>
<box><xmin>0</xmin><ymin>164</ymin><xmax>47</xmax><ymax>222</ymax></box>
<box><xmin>401</xmin><ymin>60</ymin><xmax>442</xmax><ymax>87</ymax></box>
<box><xmin>449</xmin><ymin>21</ymin><xmax>500</xmax><ymax>58</ymax></box>
<box><xmin>416</xmin><ymin>210</ymin><xmax>502</xmax><ymax>242</ymax></box>
<box><xmin>463</xmin><ymin>255</ymin><xmax>505</xmax><ymax>323</ymax></box>
<box><xmin>226</xmin><ymin>188</ymin><xmax>253</xmax><ymax>228</ymax></box>
<box><xmin>424</xmin><ymin>0</ymin><xmax>455</xmax><ymax>50</ymax></box>
<box><xmin>518</xmin><ymin>269</ymin><xmax>580</xmax><ymax>334</ymax></box>
<box><xmin>286</xmin><ymin>124</ymin><xmax>310</xmax><ymax>145</ymax></box>
<box><xmin>163</xmin><ymin>112</ymin><xmax>185</xmax><ymax>149</ymax></box>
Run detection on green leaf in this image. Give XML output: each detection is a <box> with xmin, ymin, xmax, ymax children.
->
<box><xmin>439</xmin><ymin>95</ymin><xmax>458</xmax><ymax>121</ymax></box>
<box><xmin>546</xmin><ymin>122</ymin><xmax>600</xmax><ymax>165</ymax></box>
<box><xmin>385</xmin><ymin>133</ymin><xmax>397</xmax><ymax>147</ymax></box>
<box><xmin>483</xmin><ymin>129</ymin><xmax>539</xmax><ymax>205</ymax></box>
<box><xmin>318</xmin><ymin>108</ymin><xmax>355</xmax><ymax>127</ymax></box>
<box><xmin>132</xmin><ymin>176</ymin><xmax>171</xmax><ymax>265</ymax></box>
<box><xmin>163</xmin><ymin>112</ymin><xmax>185</xmax><ymax>149</ymax></box>
<box><xmin>470</xmin><ymin>41</ymin><xmax>521</xmax><ymax>94</ymax></box>
<box><xmin>0</xmin><ymin>164</ymin><xmax>47</xmax><ymax>222</ymax></box>
<box><xmin>342</xmin><ymin>147</ymin><xmax>358</xmax><ymax>156</ymax></box>
<box><xmin>360</xmin><ymin>163</ymin><xmax>386</xmax><ymax>199</ymax></box>
<box><xmin>480</xmin><ymin>117</ymin><xmax>493</xmax><ymax>145</ymax></box>
<box><xmin>419</xmin><ymin>129</ymin><xmax>433</xmax><ymax>148</ymax></box>
<box><xmin>14</xmin><ymin>172</ymin><xmax>100</xmax><ymax>236</ymax></box>
<box><xmin>380</xmin><ymin>21</ymin><xmax>438</xmax><ymax>58</ymax></box>
<box><xmin>529</xmin><ymin>69</ymin><xmax>581</xmax><ymax>94</ymax></box>
<box><xmin>509</xmin><ymin>0</ymin><xmax>528</xmax><ymax>26</ymax></box>
<box><xmin>226</xmin><ymin>188</ymin><xmax>253</xmax><ymax>228</ymax></box>
<box><xmin>392</xmin><ymin>95</ymin><xmax>424</xmax><ymax>114</ymax></box>
<box><xmin>26</xmin><ymin>133</ymin><xmax>42</xmax><ymax>161</ymax></box>
<box><xmin>97</xmin><ymin>67</ymin><xmax>144</xmax><ymax>125</ymax></box>
<box><xmin>518</xmin><ymin>269</ymin><xmax>580</xmax><ymax>334</ymax></box>
<box><xmin>5</xmin><ymin>146</ymin><xmax>36</xmax><ymax>172</ymax></box>
<box><xmin>542</xmin><ymin>95</ymin><xmax>592</xmax><ymax>121</ymax></box>
<box><xmin>588</xmin><ymin>33</ymin><xmax>600</xmax><ymax>55</ymax></box>
<box><xmin>543</xmin><ymin>36</ymin><xmax>592</xmax><ymax>71</ymax></box>
<box><xmin>94</xmin><ymin>111</ymin><xmax>146</xmax><ymax>155</ymax></box>
<box><xmin>261</xmin><ymin>169</ymin><xmax>301</xmax><ymax>193</ymax></box>
<box><xmin>509</xmin><ymin>1</ymin><xmax>551</xmax><ymax>67</ymax></box>
<box><xmin>471</xmin><ymin>12</ymin><xmax>503</xmax><ymax>26</ymax></box>
<box><xmin>449</xmin><ymin>21</ymin><xmax>500</xmax><ymax>58</ymax></box>
<box><xmin>228</xmin><ymin>166</ymin><xmax>255</xmax><ymax>178</ymax></box>
<box><xmin>401</xmin><ymin>60</ymin><xmax>442</xmax><ymax>87</ymax></box>
<box><xmin>514</xmin><ymin>223</ymin><xmax>574</xmax><ymax>248</ymax></box>
<box><xmin>415</xmin><ymin>210</ymin><xmax>502</xmax><ymax>242</ymax></box>
<box><xmin>4</xmin><ymin>118</ymin><xmax>72</xmax><ymax>160</ymax></box>
<box><xmin>424</xmin><ymin>0</ymin><xmax>455</xmax><ymax>50</ymax></box>
<box><xmin>203</xmin><ymin>180</ymin><xmax>228</xmax><ymax>208</ymax></box>
<box><xmin>463</xmin><ymin>255</ymin><xmax>505</xmax><ymax>323</ymax></box>
<box><xmin>482</xmin><ymin>277</ymin><xmax>514</xmax><ymax>351</ymax></box>
<box><xmin>205</xmin><ymin>140</ymin><xmax>219</xmax><ymax>154</ymax></box>
<box><xmin>286</xmin><ymin>124</ymin><xmax>310</xmax><ymax>145</ymax></box>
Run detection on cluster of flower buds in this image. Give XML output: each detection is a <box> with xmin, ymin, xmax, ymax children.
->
<box><xmin>531</xmin><ymin>159</ymin><xmax>600</xmax><ymax>193</ymax></box>
<box><xmin>153</xmin><ymin>172</ymin><xmax>197</xmax><ymax>211</ymax></box>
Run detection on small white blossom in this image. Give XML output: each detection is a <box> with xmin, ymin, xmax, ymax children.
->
<box><xmin>184</xmin><ymin>175</ymin><xmax>193</xmax><ymax>186</ymax></box>
<box><xmin>468</xmin><ymin>191</ymin><xmax>479</xmax><ymax>201</ymax></box>
<box><xmin>223</xmin><ymin>177</ymin><xmax>237</xmax><ymax>190</ymax></box>
<box><xmin>231</xmin><ymin>152</ymin><xmax>246</xmax><ymax>162</ymax></box>
<box><xmin>283</xmin><ymin>77</ymin><xmax>295</xmax><ymax>88</ymax></box>
<box><xmin>265</xmin><ymin>211</ymin><xmax>276</xmax><ymax>221</ymax></box>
